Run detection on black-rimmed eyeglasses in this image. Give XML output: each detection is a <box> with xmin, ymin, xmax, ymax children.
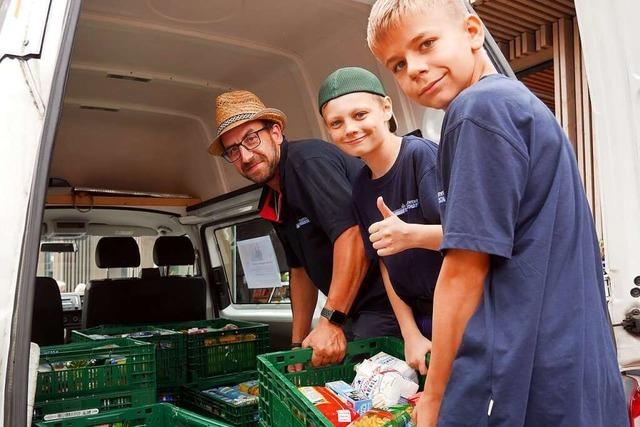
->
<box><xmin>222</xmin><ymin>126</ymin><xmax>269</xmax><ymax>163</ymax></box>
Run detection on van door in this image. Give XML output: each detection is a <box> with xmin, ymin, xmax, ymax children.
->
<box><xmin>0</xmin><ymin>1</ymin><xmax>80</xmax><ymax>425</ymax></box>
<box><xmin>574</xmin><ymin>0</ymin><xmax>640</xmax><ymax>370</ymax></box>
<box><xmin>189</xmin><ymin>186</ymin><xmax>326</xmax><ymax>350</ymax></box>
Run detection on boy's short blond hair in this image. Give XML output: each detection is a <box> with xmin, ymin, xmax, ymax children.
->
<box><xmin>367</xmin><ymin>0</ymin><xmax>468</xmax><ymax>57</ymax></box>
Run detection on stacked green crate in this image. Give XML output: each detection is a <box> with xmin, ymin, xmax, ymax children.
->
<box><xmin>181</xmin><ymin>371</ymin><xmax>259</xmax><ymax>426</ymax></box>
<box><xmin>33</xmin><ymin>403</ymin><xmax>232</xmax><ymax>426</ymax></box>
<box><xmin>161</xmin><ymin>319</ymin><xmax>268</xmax><ymax>425</ymax></box>
<box><xmin>72</xmin><ymin>325</ymin><xmax>186</xmax><ymax>390</ymax></box>
<box><xmin>162</xmin><ymin>319</ymin><xmax>269</xmax><ymax>382</ymax></box>
<box><xmin>34</xmin><ymin>338</ymin><xmax>156</xmax><ymax>422</ymax></box>
<box><xmin>257</xmin><ymin>337</ymin><xmax>414</xmax><ymax>427</ymax></box>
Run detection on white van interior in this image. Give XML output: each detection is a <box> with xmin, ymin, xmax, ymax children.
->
<box><xmin>9</xmin><ymin>0</ymin><xmax>638</xmax><ymax>425</ymax></box>
<box><xmin>37</xmin><ymin>0</ymin><xmax>454</xmax><ymax>353</ymax></box>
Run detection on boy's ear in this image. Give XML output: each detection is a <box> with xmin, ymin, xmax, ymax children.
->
<box><xmin>465</xmin><ymin>14</ymin><xmax>485</xmax><ymax>51</ymax></box>
<box><xmin>382</xmin><ymin>96</ymin><xmax>394</xmax><ymax>122</ymax></box>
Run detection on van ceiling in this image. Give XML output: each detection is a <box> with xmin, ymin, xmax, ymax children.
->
<box><xmin>51</xmin><ymin>0</ymin><xmax>386</xmax><ymax>201</ymax></box>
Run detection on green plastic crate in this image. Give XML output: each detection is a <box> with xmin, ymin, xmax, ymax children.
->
<box><xmin>158</xmin><ymin>385</ymin><xmax>184</xmax><ymax>405</ymax></box>
<box><xmin>163</xmin><ymin>319</ymin><xmax>269</xmax><ymax>381</ymax></box>
<box><xmin>36</xmin><ymin>338</ymin><xmax>156</xmax><ymax>402</ymax></box>
<box><xmin>33</xmin><ymin>403</ymin><xmax>232</xmax><ymax>426</ymax></box>
<box><xmin>72</xmin><ymin>325</ymin><xmax>186</xmax><ymax>388</ymax></box>
<box><xmin>33</xmin><ymin>387</ymin><xmax>155</xmax><ymax>422</ymax></box>
<box><xmin>257</xmin><ymin>337</ymin><xmax>412</xmax><ymax>427</ymax></box>
<box><xmin>181</xmin><ymin>371</ymin><xmax>259</xmax><ymax>426</ymax></box>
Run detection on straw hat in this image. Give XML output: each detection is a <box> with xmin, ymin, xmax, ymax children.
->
<box><xmin>208</xmin><ymin>90</ymin><xmax>287</xmax><ymax>155</ymax></box>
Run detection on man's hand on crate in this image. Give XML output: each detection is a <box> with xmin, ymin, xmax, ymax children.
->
<box><xmin>301</xmin><ymin>318</ymin><xmax>347</xmax><ymax>366</ymax></box>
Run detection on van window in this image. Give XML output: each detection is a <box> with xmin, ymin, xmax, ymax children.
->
<box><xmin>36</xmin><ymin>235</ymin><xmax>168</xmax><ymax>292</ymax></box>
<box><xmin>206</xmin><ymin>219</ymin><xmax>290</xmax><ymax>305</ymax></box>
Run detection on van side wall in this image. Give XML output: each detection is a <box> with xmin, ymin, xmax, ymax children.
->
<box><xmin>0</xmin><ymin>0</ymin><xmax>79</xmax><ymax>424</ymax></box>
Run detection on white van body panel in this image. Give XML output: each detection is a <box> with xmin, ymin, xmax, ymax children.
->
<box><xmin>575</xmin><ymin>0</ymin><xmax>640</xmax><ymax>369</ymax></box>
<box><xmin>0</xmin><ymin>0</ymin><xmax>635</xmax><ymax>422</ymax></box>
<box><xmin>0</xmin><ymin>0</ymin><xmax>72</xmax><ymax>420</ymax></box>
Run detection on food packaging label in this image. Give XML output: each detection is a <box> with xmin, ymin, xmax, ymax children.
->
<box><xmin>326</xmin><ymin>380</ymin><xmax>373</xmax><ymax>415</ymax></box>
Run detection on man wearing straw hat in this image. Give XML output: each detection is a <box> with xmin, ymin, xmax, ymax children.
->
<box><xmin>209</xmin><ymin>90</ymin><xmax>399</xmax><ymax>368</ymax></box>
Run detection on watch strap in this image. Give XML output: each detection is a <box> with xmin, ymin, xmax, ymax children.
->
<box><xmin>321</xmin><ymin>306</ymin><xmax>347</xmax><ymax>325</ymax></box>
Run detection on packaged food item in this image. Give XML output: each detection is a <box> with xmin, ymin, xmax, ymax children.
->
<box><xmin>351</xmin><ymin>352</ymin><xmax>419</xmax><ymax>408</ymax></box>
<box><xmin>186</xmin><ymin>327</ymin><xmax>208</xmax><ymax>335</ymax></box>
<box><xmin>406</xmin><ymin>392</ymin><xmax>422</xmax><ymax>406</ymax></box>
<box><xmin>359</xmin><ymin>352</ymin><xmax>418</xmax><ymax>384</ymax></box>
<box><xmin>352</xmin><ymin>370</ymin><xmax>418</xmax><ymax>408</ymax></box>
<box><xmin>127</xmin><ymin>331</ymin><xmax>155</xmax><ymax>339</ymax></box>
<box><xmin>347</xmin><ymin>409</ymin><xmax>394</xmax><ymax>426</ymax></box>
<box><xmin>326</xmin><ymin>380</ymin><xmax>372</xmax><ymax>415</ymax></box>
<box><xmin>104</xmin><ymin>356</ymin><xmax>127</xmax><ymax>365</ymax></box>
<box><xmin>238</xmin><ymin>379</ymin><xmax>260</xmax><ymax>396</ymax></box>
<box><xmin>347</xmin><ymin>405</ymin><xmax>414</xmax><ymax>427</ymax></box>
<box><xmin>299</xmin><ymin>386</ymin><xmax>359</xmax><ymax>426</ymax></box>
<box><xmin>203</xmin><ymin>386</ymin><xmax>258</xmax><ymax>406</ymax></box>
<box><xmin>199</xmin><ymin>332</ymin><xmax>257</xmax><ymax>347</ymax></box>
<box><xmin>157</xmin><ymin>340</ymin><xmax>175</xmax><ymax>350</ymax></box>
<box><xmin>383</xmin><ymin>404</ymin><xmax>413</xmax><ymax>427</ymax></box>
<box><xmin>86</xmin><ymin>334</ymin><xmax>111</xmax><ymax>340</ymax></box>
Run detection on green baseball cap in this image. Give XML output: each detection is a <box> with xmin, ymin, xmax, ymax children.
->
<box><xmin>318</xmin><ymin>67</ymin><xmax>397</xmax><ymax>132</ymax></box>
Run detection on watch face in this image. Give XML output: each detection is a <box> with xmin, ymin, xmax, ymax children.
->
<box><xmin>322</xmin><ymin>307</ymin><xmax>347</xmax><ymax>325</ymax></box>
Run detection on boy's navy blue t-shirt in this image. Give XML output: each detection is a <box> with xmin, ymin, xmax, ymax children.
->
<box><xmin>352</xmin><ymin>135</ymin><xmax>443</xmax><ymax>324</ymax></box>
<box><xmin>436</xmin><ymin>74</ymin><xmax>626</xmax><ymax>426</ymax></box>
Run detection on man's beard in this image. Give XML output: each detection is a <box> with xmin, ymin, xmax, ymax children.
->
<box><xmin>242</xmin><ymin>159</ymin><xmax>277</xmax><ymax>185</ymax></box>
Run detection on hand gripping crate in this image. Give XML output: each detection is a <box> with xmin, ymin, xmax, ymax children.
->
<box><xmin>72</xmin><ymin>324</ymin><xmax>186</xmax><ymax>388</ymax></box>
<box><xmin>33</xmin><ymin>403</ymin><xmax>233</xmax><ymax>426</ymax></box>
<box><xmin>257</xmin><ymin>337</ymin><xmax>413</xmax><ymax>427</ymax></box>
<box><xmin>181</xmin><ymin>370</ymin><xmax>259</xmax><ymax>426</ymax></box>
<box><xmin>162</xmin><ymin>319</ymin><xmax>269</xmax><ymax>381</ymax></box>
<box><xmin>34</xmin><ymin>338</ymin><xmax>156</xmax><ymax>421</ymax></box>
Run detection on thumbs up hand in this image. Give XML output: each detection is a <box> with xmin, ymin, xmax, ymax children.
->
<box><xmin>368</xmin><ymin>196</ymin><xmax>411</xmax><ymax>256</ymax></box>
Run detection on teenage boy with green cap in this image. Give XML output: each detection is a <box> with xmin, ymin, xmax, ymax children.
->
<box><xmin>366</xmin><ymin>1</ymin><xmax>626</xmax><ymax>426</ymax></box>
<box><xmin>318</xmin><ymin>66</ymin><xmax>443</xmax><ymax>375</ymax></box>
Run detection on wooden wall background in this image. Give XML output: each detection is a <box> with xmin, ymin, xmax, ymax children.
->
<box><xmin>471</xmin><ymin>0</ymin><xmax>602</xmax><ymax>236</ymax></box>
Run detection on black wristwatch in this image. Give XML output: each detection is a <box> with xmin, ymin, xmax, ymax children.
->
<box><xmin>320</xmin><ymin>307</ymin><xmax>347</xmax><ymax>325</ymax></box>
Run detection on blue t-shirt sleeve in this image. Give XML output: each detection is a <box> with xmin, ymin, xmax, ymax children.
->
<box><xmin>418</xmin><ymin>167</ymin><xmax>440</xmax><ymax>223</ymax></box>
<box><xmin>440</xmin><ymin>119</ymin><xmax>529</xmax><ymax>259</ymax></box>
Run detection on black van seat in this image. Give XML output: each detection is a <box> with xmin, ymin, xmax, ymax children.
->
<box><xmin>153</xmin><ymin>235</ymin><xmax>196</xmax><ymax>267</ymax></box>
<box><xmin>143</xmin><ymin>235</ymin><xmax>206</xmax><ymax>323</ymax></box>
<box><xmin>31</xmin><ymin>277</ymin><xmax>64</xmax><ymax>346</ymax></box>
<box><xmin>84</xmin><ymin>236</ymin><xmax>206</xmax><ymax>328</ymax></box>
<box><xmin>140</xmin><ymin>268</ymin><xmax>160</xmax><ymax>279</ymax></box>
<box><xmin>83</xmin><ymin>237</ymin><xmax>141</xmax><ymax>328</ymax></box>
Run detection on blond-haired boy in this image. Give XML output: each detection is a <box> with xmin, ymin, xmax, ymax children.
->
<box><xmin>318</xmin><ymin>66</ymin><xmax>443</xmax><ymax>375</ymax></box>
<box><xmin>368</xmin><ymin>1</ymin><xmax>626</xmax><ymax>426</ymax></box>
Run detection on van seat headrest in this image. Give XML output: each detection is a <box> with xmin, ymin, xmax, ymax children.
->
<box><xmin>153</xmin><ymin>236</ymin><xmax>195</xmax><ymax>266</ymax></box>
<box><xmin>95</xmin><ymin>237</ymin><xmax>140</xmax><ymax>268</ymax></box>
